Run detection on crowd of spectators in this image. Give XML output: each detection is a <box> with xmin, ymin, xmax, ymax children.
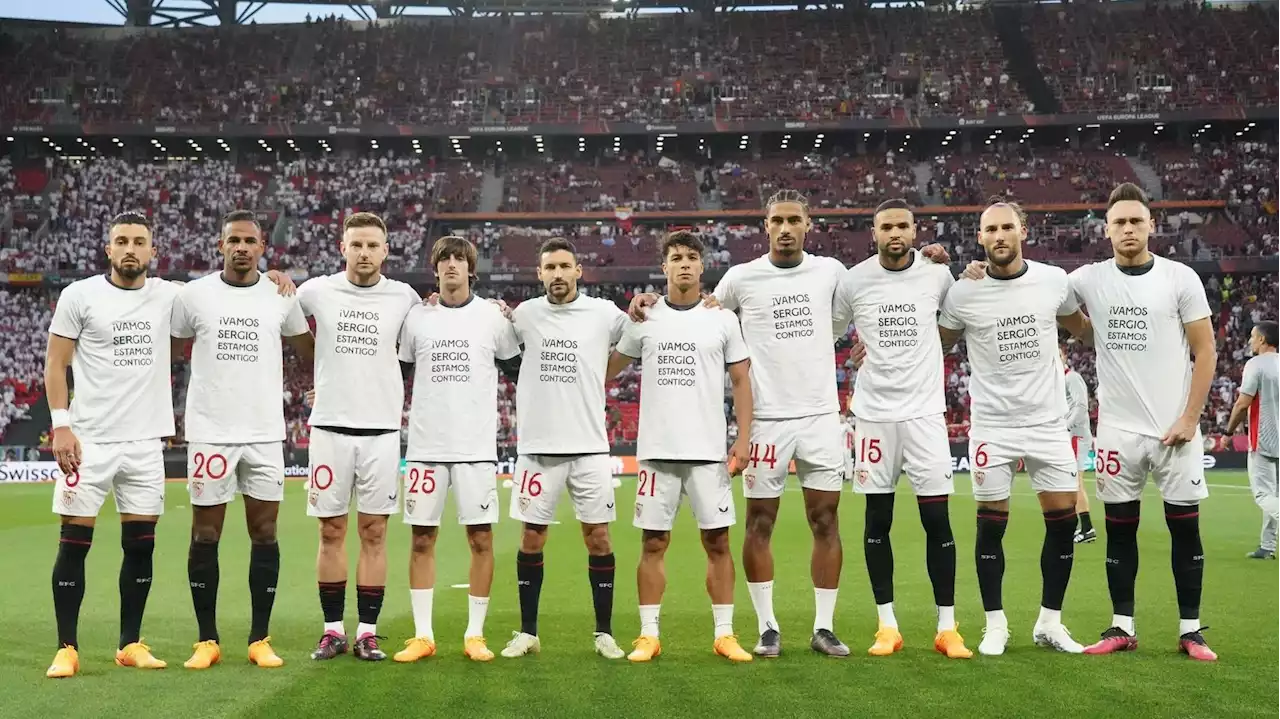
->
<box><xmin>0</xmin><ymin>288</ymin><xmax>53</xmax><ymax>441</ymax></box>
<box><xmin>1</xmin><ymin>4</ymin><xmax>1274</xmax><ymax>128</ymax></box>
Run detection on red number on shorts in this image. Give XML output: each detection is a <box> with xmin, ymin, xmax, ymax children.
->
<box><xmin>749</xmin><ymin>443</ymin><xmax>778</xmax><ymax>469</ymax></box>
<box><xmin>637</xmin><ymin>469</ymin><xmax>655</xmax><ymax>497</ymax></box>
<box><xmin>192</xmin><ymin>452</ymin><xmax>226</xmax><ymax>480</ymax></box>
<box><xmin>974</xmin><ymin>443</ymin><xmax>989</xmax><ymax>468</ymax></box>
<box><xmin>408</xmin><ymin>467</ymin><xmax>436</xmax><ymax>494</ymax></box>
<box><xmin>860</xmin><ymin>438</ymin><xmax>882</xmax><ymax>464</ymax></box>
<box><xmin>1097</xmin><ymin>450</ymin><xmax>1121</xmax><ymax>477</ymax></box>
<box><xmin>519</xmin><ymin>470</ymin><xmax>543</xmax><ymax>497</ymax></box>
<box><xmin>311</xmin><ymin>464</ymin><xmax>334</xmax><ymax>490</ymax></box>
<box><xmin>846</xmin><ymin>432</ymin><xmax>855</xmax><ymax>451</ymax></box>
<box><xmin>64</xmin><ymin>470</ymin><xmax>80</xmax><ymax>488</ymax></box>
<box><xmin>192</xmin><ymin>451</ymin><xmax>204</xmax><ymax>479</ymax></box>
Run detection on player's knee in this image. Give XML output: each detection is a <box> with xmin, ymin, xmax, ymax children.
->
<box><xmin>190</xmin><ymin>520</ymin><xmax>222</xmax><ymax>544</ymax></box>
<box><xmin>700</xmin><ymin>527</ymin><xmax>729</xmax><ymax>557</ymax></box>
<box><xmin>410</xmin><ymin>527</ymin><xmax>436</xmax><ymax>555</ymax></box>
<box><xmin>520</xmin><ymin>525</ymin><xmax>548</xmax><ymax>553</ymax></box>
<box><xmin>247</xmin><ymin>517</ymin><xmax>277</xmax><ymax>545</ymax></box>
<box><xmin>357</xmin><ymin>520</ymin><xmax>387</xmax><ymax>549</ymax></box>
<box><xmin>466</xmin><ymin>526</ymin><xmax>494</xmax><ymax>555</ymax></box>
<box><xmin>807</xmin><ymin>503</ymin><xmax>839</xmax><ymax>539</ymax></box>
<box><xmin>318</xmin><ymin>518</ymin><xmax>346</xmax><ymax>547</ymax></box>
<box><xmin>864</xmin><ymin>494</ymin><xmax>894</xmax><ymax>536</ymax></box>
<box><xmin>582</xmin><ymin>524</ymin><xmax>612</xmax><ymax>555</ymax></box>
<box><xmin>916</xmin><ymin>498</ymin><xmax>953</xmax><ymax>538</ymax></box>
<box><xmin>744</xmin><ymin>510</ymin><xmax>776</xmax><ymax>542</ymax></box>
<box><xmin>641</xmin><ymin>530</ymin><xmax>670</xmax><ymax>557</ymax></box>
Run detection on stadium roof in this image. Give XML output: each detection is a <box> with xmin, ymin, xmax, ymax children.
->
<box><xmin>111</xmin><ymin>0</ymin><xmax>978</xmax><ymax>27</ymax></box>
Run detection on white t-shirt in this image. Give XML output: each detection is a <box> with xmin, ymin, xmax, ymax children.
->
<box><xmin>511</xmin><ymin>293</ymin><xmax>627</xmax><ymax>455</ymax></box>
<box><xmin>832</xmin><ymin>250</ymin><xmax>954</xmax><ymax>422</ymax></box>
<box><xmin>1064</xmin><ymin>368</ymin><xmax>1092</xmax><ymax>439</ymax></box>
<box><xmin>938</xmin><ymin>260</ymin><xmax>1078</xmax><ymax>429</ymax></box>
<box><xmin>1241</xmin><ymin>352</ymin><xmax>1279</xmax><ymax>457</ymax></box>
<box><xmin>298</xmin><ymin>273</ymin><xmax>420</xmax><ymax>431</ymax></box>
<box><xmin>48</xmin><ymin>275</ymin><xmax>179</xmax><ymax>443</ymax></box>
<box><xmin>714</xmin><ymin>252</ymin><xmax>845</xmax><ymax>420</ymax></box>
<box><xmin>616</xmin><ymin>300</ymin><xmax>749</xmax><ymax>462</ymax></box>
<box><xmin>171</xmin><ymin>274</ymin><xmax>310</xmax><ymax>444</ymax></box>
<box><xmin>399</xmin><ymin>296</ymin><xmax>521</xmax><ymax>462</ymax></box>
<box><xmin>1069</xmin><ymin>256</ymin><xmax>1211</xmax><ymax>438</ymax></box>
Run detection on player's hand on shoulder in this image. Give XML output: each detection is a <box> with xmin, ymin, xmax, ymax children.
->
<box><xmin>304</xmin><ymin>389</ymin><xmax>316</xmax><ymax>408</ymax></box>
<box><xmin>266</xmin><ymin>270</ymin><xmax>297</xmax><ymax>296</ymax></box>
<box><xmin>628</xmin><ymin>292</ymin><xmax>660</xmax><ymax>322</ymax></box>
<box><xmin>488</xmin><ymin>297</ymin><xmax>513</xmax><ymax>320</ymax></box>
<box><xmin>850</xmin><ymin>339</ymin><xmax>867</xmax><ymax>369</ymax></box>
<box><xmin>701</xmin><ymin>292</ymin><xmax>722</xmax><ymax>310</ymax></box>
<box><xmin>920</xmin><ymin>243</ymin><xmax>951</xmax><ymax>265</ymax></box>
<box><xmin>51</xmin><ymin>427</ymin><xmax>82</xmax><ymax>475</ymax></box>
<box><xmin>423</xmin><ymin>292</ymin><xmax>440</xmax><ymax>306</ymax></box>
<box><xmin>960</xmin><ymin>260</ymin><xmax>987</xmax><ymax>281</ymax></box>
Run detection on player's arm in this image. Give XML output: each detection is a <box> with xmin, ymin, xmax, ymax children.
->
<box><xmin>493</xmin><ymin>314</ymin><xmax>523</xmax><ymax>381</ymax></box>
<box><xmin>45</xmin><ymin>333</ymin><xmax>81</xmax><ymax>474</ymax></box>
<box><xmin>936</xmin><ymin>283</ymin><xmax>966</xmax><ymax>351</ymax></box>
<box><xmin>609</xmin><ymin>320</ymin><xmax>642</xmax><ymax>380</ymax></box>
<box><xmin>285</xmin><ymin>332</ymin><xmax>315</xmax><ymax>366</ymax></box>
<box><xmin>831</xmin><ymin>272</ymin><xmax>855</xmax><ymax>342</ymax></box>
<box><xmin>281</xmin><ymin>296</ymin><xmax>315</xmax><ymax>366</ymax></box>
<box><xmin>1056</xmin><ymin>311</ymin><xmax>1094</xmax><ymax>346</ymax></box>
<box><xmin>726</xmin><ymin>358</ymin><xmax>753</xmax><ymax>475</ymax></box>
<box><xmin>1163</xmin><ymin>270</ymin><xmax>1218</xmax><ymax>445</ymax></box>
<box><xmin>606</xmin><ymin>351</ymin><xmax>635</xmax><ymax>380</ymax></box>
<box><xmin>1226</xmin><ymin>360</ymin><xmax>1259</xmax><ymax>435</ymax></box>
<box><xmin>265</xmin><ymin>270</ymin><xmax>297</xmax><ymax>296</ymax></box>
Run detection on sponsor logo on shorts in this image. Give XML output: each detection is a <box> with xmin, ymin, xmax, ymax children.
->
<box><xmin>973</xmin><ymin>471</ymin><xmax>985</xmax><ymax>486</ymax></box>
<box><xmin>1191</xmin><ymin>478</ymin><xmax>1203</xmax><ymax>486</ymax></box>
<box><xmin>406</xmin><ymin>499</ymin><xmax>416</xmax><ymax>514</ymax></box>
<box><xmin>717</xmin><ymin>505</ymin><xmax>730</xmax><ymax>514</ymax></box>
<box><xmin>191</xmin><ymin>481</ymin><xmax>204</xmax><ymax>498</ymax></box>
<box><xmin>61</xmin><ymin>490</ymin><xmax>76</xmax><ymax>506</ymax></box>
<box><xmin>606</xmin><ymin>502</ymin><xmax>614</xmax><ymax>510</ymax></box>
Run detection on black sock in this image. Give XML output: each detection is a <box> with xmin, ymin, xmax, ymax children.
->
<box><xmin>1079</xmin><ymin>510</ymin><xmax>1094</xmax><ymax>534</ymax></box>
<box><xmin>1041</xmin><ymin>507</ymin><xmax>1077</xmax><ymax>611</ymax></box>
<box><xmin>1103</xmin><ymin>501</ymin><xmax>1141</xmax><ymax>618</ymax></box>
<box><xmin>248</xmin><ymin>542</ymin><xmax>280</xmax><ymax>644</ymax></box>
<box><xmin>864</xmin><ymin>494</ymin><xmax>896</xmax><ymax>605</ymax></box>
<box><xmin>52</xmin><ymin>524</ymin><xmax>93</xmax><ymax>649</ymax></box>
<box><xmin>975</xmin><ymin>509</ymin><xmax>1009</xmax><ymax>612</ymax></box>
<box><xmin>917</xmin><ymin>496</ymin><xmax>956</xmax><ymax>607</ymax></box>
<box><xmin>356</xmin><ymin>585</ymin><xmax>384</xmax><ymax>628</ymax></box>
<box><xmin>1164</xmin><ymin>502</ymin><xmax>1204</xmax><ymax>622</ymax></box>
<box><xmin>188</xmin><ymin>539</ymin><xmax>220</xmax><ymax>643</ymax></box>
<box><xmin>516</xmin><ymin>551</ymin><xmax>544</xmax><ymax>636</ymax></box>
<box><xmin>119</xmin><ymin>521</ymin><xmax>157</xmax><ymax>649</ymax></box>
<box><xmin>318</xmin><ymin>580</ymin><xmax>346</xmax><ymax>625</ymax></box>
<box><xmin>588</xmin><ymin>553</ymin><xmax>615</xmax><ymax>635</ymax></box>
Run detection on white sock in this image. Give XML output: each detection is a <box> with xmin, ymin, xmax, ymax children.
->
<box><xmin>1037</xmin><ymin>607</ymin><xmax>1062</xmax><ymax>627</ymax></box>
<box><xmin>465</xmin><ymin>595</ymin><xmax>489</xmax><ymax>639</ymax></box>
<box><xmin>639</xmin><ymin>604</ymin><xmax>661</xmax><ymax>637</ymax></box>
<box><xmin>747</xmin><ymin>581</ymin><xmax>778</xmax><ymax>635</ymax></box>
<box><xmin>876</xmin><ymin>602</ymin><xmax>898</xmax><ymax>628</ymax></box>
<box><xmin>813</xmin><ymin>587</ymin><xmax>838</xmax><ymax>633</ymax></box>
<box><xmin>985</xmin><ymin>610</ymin><xmax>1008</xmax><ymax>629</ymax></box>
<box><xmin>410</xmin><ymin>588</ymin><xmax>434</xmax><ymax>640</ymax></box>
<box><xmin>356</xmin><ymin>622</ymin><xmax>376</xmax><ymax>639</ymax></box>
<box><xmin>937</xmin><ymin>605</ymin><xmax>956</xmax><ymax>632</ymax></box>
<box><xmin>712</xmin><ymin>604</ymin><xmax>734</xmax><ymax>639</ymax></box>
<box><xmin>323</xmin><ymin>620</ymin><xmax>345</xmax><ymax>636</ymax></box>
<box><xmin>1179</xmin><ymin>618</ymin><xmax>1200</xmax><ymax>636</ymax></box>
<box><xmin>1112</xmin><ymin>614</ymin><xmax>1135</xmax><ymax>635</ymax></box>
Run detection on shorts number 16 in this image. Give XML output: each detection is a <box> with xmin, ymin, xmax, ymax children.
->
<box><xmin>519</xmin><ymin>470</ymin><xmax>543</xmax><ymax>497</ymax></box>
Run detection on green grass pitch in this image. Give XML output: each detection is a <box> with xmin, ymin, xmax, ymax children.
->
<box><xmin>0</xmin><ymin>471</ymin><xmax>1275</xmax><ymax>719</ymax></box>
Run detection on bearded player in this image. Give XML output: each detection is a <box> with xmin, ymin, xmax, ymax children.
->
<box><xmin>299</xmin><ymin>212</ymin><xmax>421</xmax><ymax>662</ymax></box>
<box><xmin>501</xmin><ymin>238</ymin><xmax>628</xmax><ymax>660</ymax></box>
<box><xmin>941</xmin><ymin>201</ymin><xmax>1093</xmax><ymax>656</ymax></box>
<box><xmin>605</xmin><ymin>231</ymin><xmax>755</xmax><ymax>663</ymax></box>
<box><xmin>831</xmin><ymin>199</ymin><xmax>970</xmax><ymax>659</ymax></box>
<box><xmin>630</xmin><ymin>191</ymin><xmax>951</xmax><ymax>657</ymax></box>
<box><xmin>173</xmin><ymin>211</ymin><xmax>315</xmax><ymax>670</ymax></box>
<box><xmin>394</xmin><ymin>236</ymin><xmax>521</xmax><ymax>664</ymax></box>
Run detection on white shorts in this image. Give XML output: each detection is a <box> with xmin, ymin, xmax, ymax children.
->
<box><xmin>969</xmin><ymin>423</ymin><xmax>1079</xmax><ymax>502</ymax></box>
<box><xmin>634</xmin><ymin>460</ymin><xmax>735</xmax><ymax>532</ymax></box>
<box><xmin>1248</xmin><ymin>452</ymin><xmax>1279</xmax><ymax>506</ymax></box>
<box><xmin>1093</xmin><ymin>424</ymin><xmax>1209</xmax><ymax>506</ymax></box>
<box><xmin>843</xmin><ymin>425</ymin><xmax>856</xmax><ymax>483</ymax></box>
<box><xmin>52</xmin><ymin>439</ymin><xmax>165</xmax><ymax>518</ymax></box>
<box><xmin>1070</xmin><ymin>435</ymin><xmax>1093</xmax><ymax>473</ymax></box>
<box><xmin>187</xmin><ymin>442</ymin><xmax>285</xmax><ymax>506</ymax></box>
<box><xmin>510</xmin><ymin>454</ymin><xmax>616</xmax><ymax>525</ymax></box>
<box><xmin>851</xmin><ymin>414</ymin><xmax>953</xmax><ymax>497</ymax></box>
<box><xmin>402</xmin><ymin>461</ymin><xmax>500</xmax><ymax>527</ymax></box>
<box><xmin>741</xmin><ymin>413</ymin><xmax>845</xmax><ymax>499</ymax></box>
<box><xmin>306</xmin><ymin>428</ymin><xmax>401</xmax><ymax>518</ymax></box>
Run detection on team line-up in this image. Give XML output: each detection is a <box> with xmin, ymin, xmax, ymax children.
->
<box><xmin>43</xmin><ymin>181</ymin><xmax>1258</xmax><ymax>678</ymax></box>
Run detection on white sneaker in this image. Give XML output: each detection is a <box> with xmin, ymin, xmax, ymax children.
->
<box><xmin>594</xmin><ymin>632</ymin><xmax>625</xmax><ymax>660</ymax></box>
<box><xmin>978</xmin><ymin>625</ymin><xmax>1010</xmax><ymax>656</ymax></box>
<box><xmin>500</xmin><ymin>631</ymin><xmax>541</xmax><ymax>658</ymax></box>
<box><xmin>1033</xmin><ymin>623</ymin><xmax>1084</xmax><ymax>654</ymax></box>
